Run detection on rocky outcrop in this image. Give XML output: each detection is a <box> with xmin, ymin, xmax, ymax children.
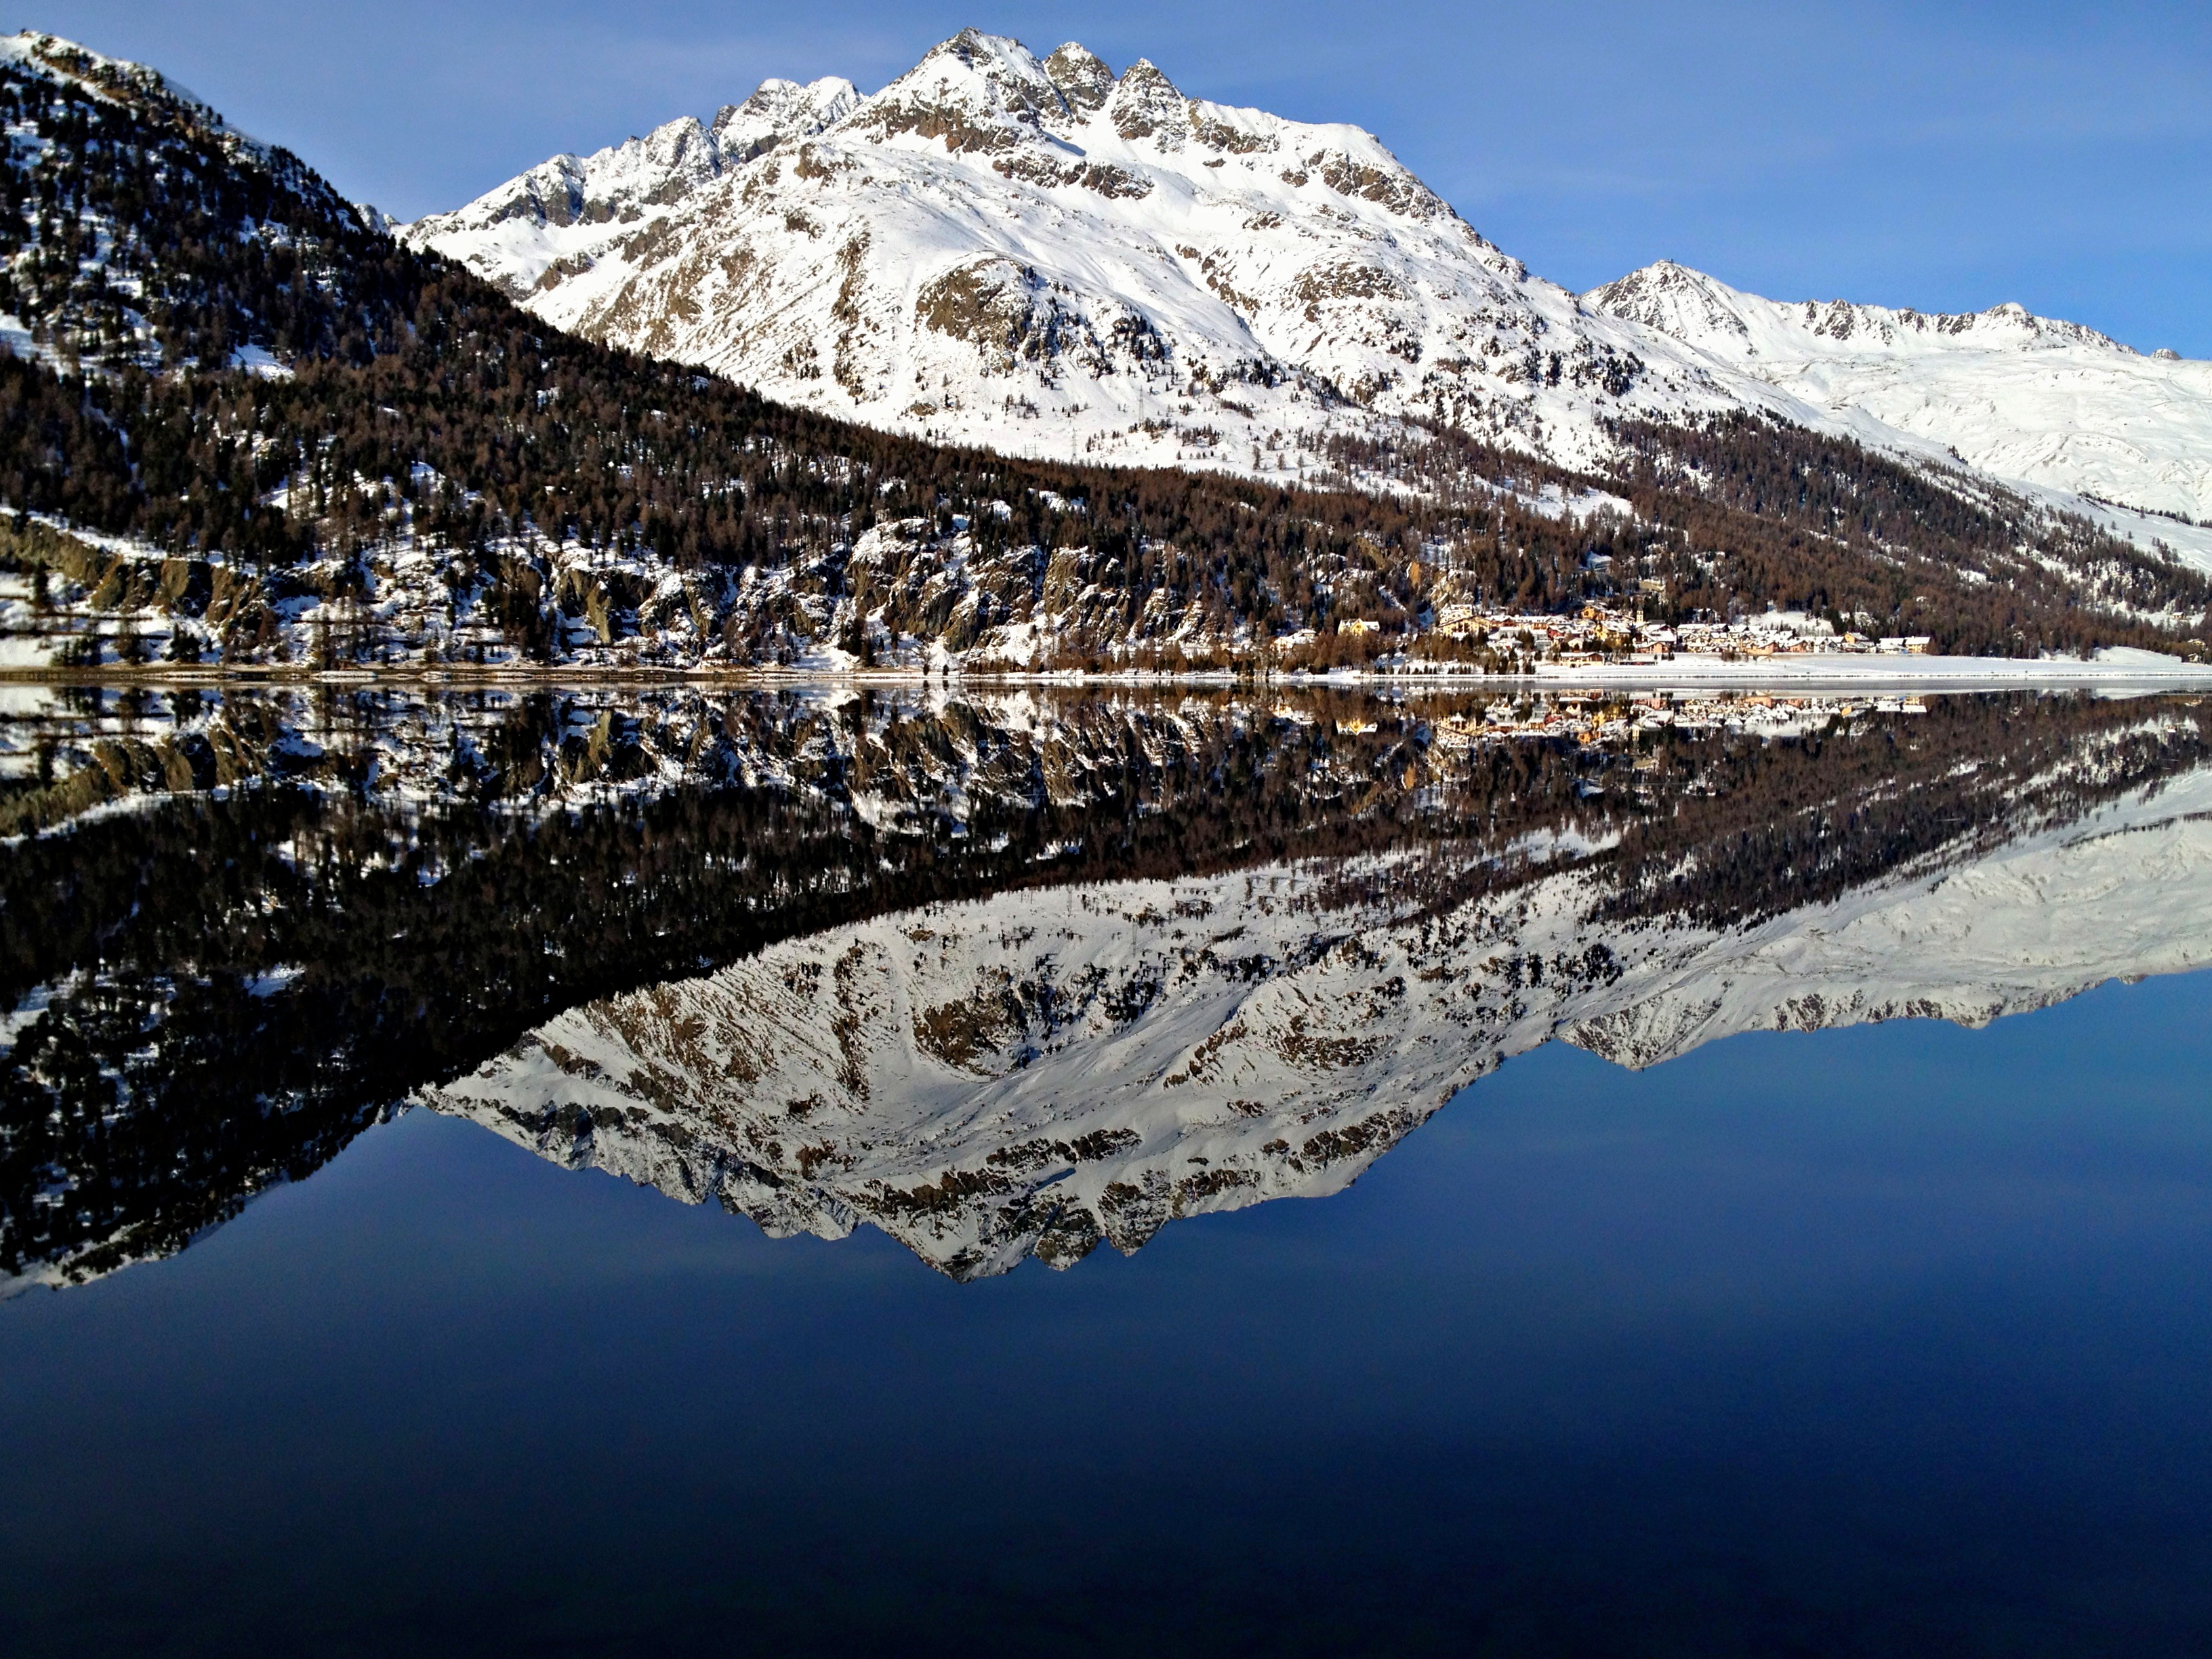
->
<box><xmin>402</xmin><ymin>30</ymin><xmax>1740</xmax><ymax>481</ymax></box>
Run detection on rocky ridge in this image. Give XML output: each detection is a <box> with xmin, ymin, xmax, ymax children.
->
<box><xmin>1589</xmin><ymin>261</ymin><xmax>2212</xmax><ymax>528</ymax></box>
<box><xmin>404</xmin><ymin>29</ymin><xmax>1745</xmax><ymax>478</ymax></box>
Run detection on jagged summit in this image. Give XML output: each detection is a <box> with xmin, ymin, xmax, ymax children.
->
<box><xmin>853</xmin><ymin>25</ymin><xmax>1070</xmax><ymax>143</ymax></box>
<box><xmin>712</xmin><ymin>75</ymin><xmax>859</xmax><ymax>161</ymax></box>
<box><xmin>404</xmin><ymin>26</ymin><xmax>1687</xmax><ymax>478</ymax></box>
<box><xmin>1042</xmin><ymin>42</ymin><xmax>1113</xmax><ymax>110</ymax></box>
<box><xmin>415</xmin><ymin>73</ymin><xmax>858</xmax><ymax>262</ymax></box>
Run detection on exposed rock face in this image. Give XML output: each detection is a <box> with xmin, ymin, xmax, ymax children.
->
<box><xmin>1042</xmin><ymin>43</ymin><xmax>1114</xmax><ymax>112</ymax></box>
<box><xmin>403</xmin><ymin>29</ymin><xmax>1708</xmax><ymax>478</ymax></box>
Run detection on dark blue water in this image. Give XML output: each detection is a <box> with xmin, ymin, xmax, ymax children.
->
<box><xmin>10</xmin><ymin>684</ymin><xmax>2212</xmax><ymax>1652</ymax></box>
<box><xmin>6</xmin><ymin>969</ymin><xmax>2211</xmax><ymax>1656</ymax></box>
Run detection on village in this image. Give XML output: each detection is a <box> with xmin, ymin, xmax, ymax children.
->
<box><xmin>1316</xmin><ymin>687</ymin><xmax>1928</xmax><ymax>752</ymax></box>
<box><xmin>1399</xmin><ymin>600</ymin><xmax>1933</xmax><ymax>667</ymax></box>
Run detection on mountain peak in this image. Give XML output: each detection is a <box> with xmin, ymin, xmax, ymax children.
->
<box><xmin>1042</xmin><ymin>42</ymin><xmax>1113</xmax><ymax>111</ymax></box>
<box><xmin>1105</xmin><ymin>57</ymin><xmax>1185</xmax><ymax>143</ymax></box>
<box><xmin>1584</xmin><ymin>259</ymin><xmax>2212</xmax><ymax>516</ymax></box>
<box><xmin>853</xmin><ymin>28</ymin><xmax>1070</xmax><ymax>152</ymax></box>
<box><xmin>710</xmin><ymin>74</ymin><xmax>859</xmax><ymax>163</ymax></box>
<box><xmin>1584</xmin><ymin>261</ymin><xmax>1756</xmax><ymax>343</ymax></box>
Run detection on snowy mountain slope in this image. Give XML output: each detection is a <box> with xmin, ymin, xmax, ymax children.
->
<box><xmin>1588</xmin><ymin>261</ymin><xmax>2212</xmax><ymax>526</ymax></box>
<box><xmin>403</xmin><ymin>29</ymin><xmax>1772</xmax><ymax>478</ymax></box>
<box><xmin>401</xmin><ymin>26</ymin><xmax>2212</xmax><ymax>558</ymax></box>
<box><xmin>427</xmin><ymin>736</ymin><xmax>2212</xmax><ymax>1279</ymax></box>
<box><xmin>420</xmin><ymin>75</ymin><xmax>859</xmax><ymax>304</ymax></box>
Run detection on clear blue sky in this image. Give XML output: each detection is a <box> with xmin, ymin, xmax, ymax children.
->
<box><xmin>31</xmin><ymin>1</ymin><xmax>2212</xmax><ymax>355</ymax></box>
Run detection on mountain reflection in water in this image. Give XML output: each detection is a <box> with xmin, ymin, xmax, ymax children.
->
<box><xmin>6</xmin><ymin>682</ymin><xmax>2212</xmax><ymax>1292</ymax></box>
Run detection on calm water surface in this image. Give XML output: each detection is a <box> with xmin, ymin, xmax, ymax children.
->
<box><xmin>3</xmin><ymin>684</ymin><xmax>2211</xmax><ymax>1655</ymax></box>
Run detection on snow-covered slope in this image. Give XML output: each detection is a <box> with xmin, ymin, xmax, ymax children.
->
<box><xmin>428</xmin><ymin>735</ymin><xmax>2212</xmax><ymax>1279</ymax></box>
<box><xmin>403</xmin><ymin>29</ymin><xmax>1760</xmax><ymax>477</ymax></box>
<box><xmin>1588</xmin><ymin>261</ymin><xmax>2212</xmax><ymax>525</ymax></box>
<box><xmin>423</xmin><ymin>75</ymin><xmax>859</xmax><ymax>302</ymax></box>
<box><xmin>403</xmin><ymin>27</ymin><xmax>2212</xmax><ymax>544</ymax></box>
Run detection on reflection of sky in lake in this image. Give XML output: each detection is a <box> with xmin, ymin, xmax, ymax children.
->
<box><xmin>5</xmin><ymin>970</ymin><xmax>2211</xmax><ymax>1654</ymax></box>
<box><xmin>7</xmin><ymin>686</ymin><xmax>2212</xmax><ymax>1651</ymax></box>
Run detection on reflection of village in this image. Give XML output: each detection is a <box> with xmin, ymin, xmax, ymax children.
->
<box><xmin>1404</xmin><ymin>600</ymin><xmax>1933</xmax><ymax>667</ymax></box>
<box><xmin>1303</xmin><ymin>687</ymin><xmax>1927</xmax><ymax>750</ymax></box>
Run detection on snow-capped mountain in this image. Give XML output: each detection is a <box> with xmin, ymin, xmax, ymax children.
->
<box><xmin>403</xmin><ymin>27</ymin><xmax>2212</xmax><ymax>545</ymax></box>
<box><xmin>1588</xmin><ymin>261</ymin><xmax>2212</xmax><ymax>524</ymax></box>
<box><xmin>427</xmin><ymin>730</ymin><xmax>2212</xmax><ymax>1279</ymax></box>
<box><xmin>403</xmin><ymin>28</ymin><xmax>1744</xmax><ymax>477</ymax></box>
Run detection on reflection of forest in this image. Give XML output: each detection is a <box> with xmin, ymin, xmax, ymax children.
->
<box><xmin>5</xmin><ymin>687</ymin><xmax>2211</xmax><ymax>1292</ymax></box>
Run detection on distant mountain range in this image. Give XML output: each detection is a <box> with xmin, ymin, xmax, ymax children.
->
<box><xmin>0</xmin><ymin>25</ymin><xmax>2207</xmax><ymax>672</ymax></box>
<box><xmin>1587</xmin><ymin>262</ymin><xmax>2212</xmax><ymax>527</ymax></box>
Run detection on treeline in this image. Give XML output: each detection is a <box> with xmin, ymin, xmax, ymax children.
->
<box><xmin>1324</xmin><ymin>417</ymin><xmax>2212</xmax><ymax>657</ymax></box>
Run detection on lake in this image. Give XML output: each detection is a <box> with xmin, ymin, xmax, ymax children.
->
<box><xmin>4</xmin><ymin>682</ymin><xmax>2211</xmax><ymax>1655</ymax></box>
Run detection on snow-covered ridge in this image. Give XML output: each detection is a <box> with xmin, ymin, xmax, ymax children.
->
<box><xmin>407</xmin><ymin>75</ymin><xmax>859</xmax><ymax>299</ymax></box>
<box><xmin>0</xmin><ymin>30</ymin><xmax>272</xmax><ymax>165</ymax></box>
<box><xmin>403</xmin><ymin>28</ymin><xmax>1753</xmax><ymax>480</ymax></box>
<box><xmin>1586</xmin><ymin>261</ymin><xmax>2212</xmax><ymax>525</ymax></box>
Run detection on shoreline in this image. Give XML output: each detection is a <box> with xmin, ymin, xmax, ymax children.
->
<box><xmin>5</xmin><ymin>653</ymin><xmax>2212</xmax><ymax>694</ymax></box>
